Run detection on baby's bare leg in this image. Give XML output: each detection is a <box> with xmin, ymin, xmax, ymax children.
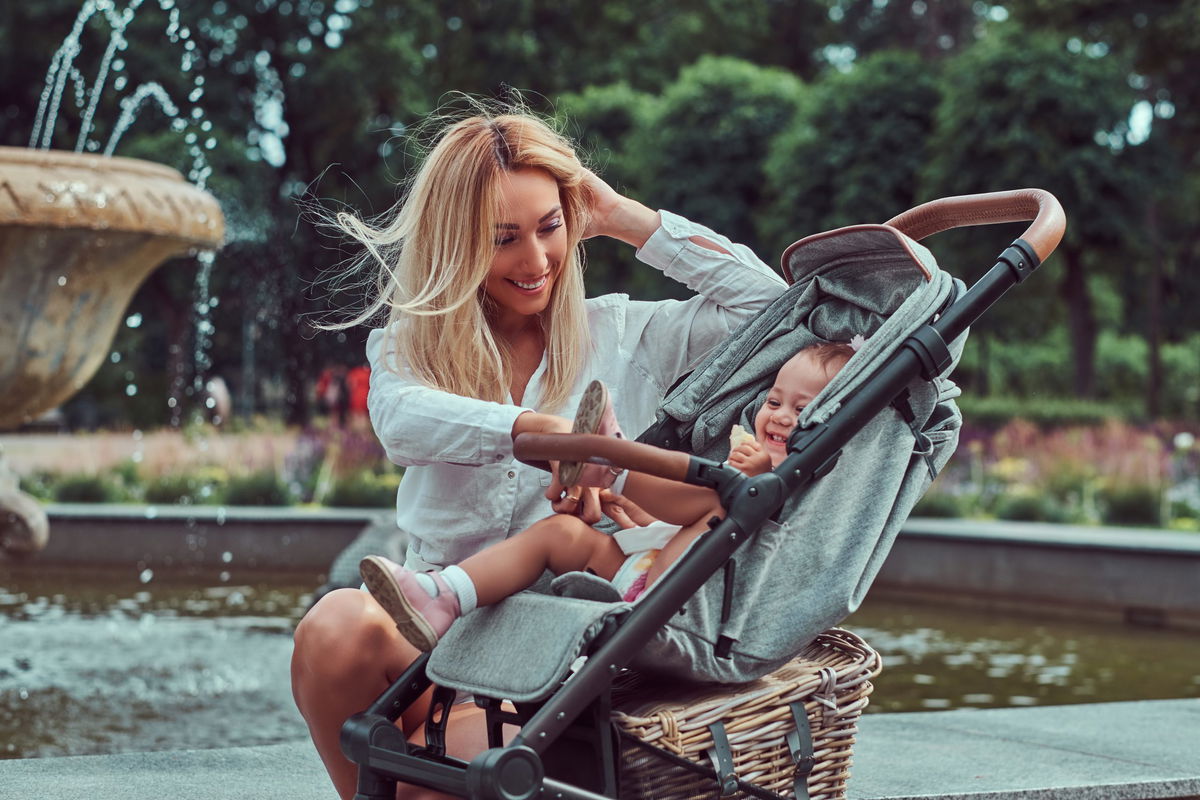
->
<box><xmin>457</xmin><ymin>514</ymin><xmax>627</xmax><ymax>606</ymax></box>
<box><xmin>619</xmin><ymin>471</ymin><xmax>724</xmax><ymax>526</ymax></box>
<box><xmin>642</xmin><ymin>501</ymin><xmax>725</xmax><ymax>590</ymax></box>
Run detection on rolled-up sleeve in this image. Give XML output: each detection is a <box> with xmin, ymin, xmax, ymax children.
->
<box><xmin>627</xmin><ymin>211</ymin><xmax>788</xmax><ymax>387</ymax></box>
<box><xmin>366</xmin><ymin>328</ymin><xmax>530</xmax><ymax>467</ymax></box>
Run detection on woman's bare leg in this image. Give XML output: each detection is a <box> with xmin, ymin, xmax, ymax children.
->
<box><xmin>292</xmin><ymin>588</ymin><xmax>435</xmax><ymax>800</ymax></box>
<box><xmin>458</xmin><ymin>514</ymin><xmax>627</xmax><ymax>603</ymax></box>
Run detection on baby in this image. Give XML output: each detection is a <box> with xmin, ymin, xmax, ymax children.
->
<box><xmin>360</xmin><ymin>342</ymin><xmax>854</xmax><ymax>651</ymax></box>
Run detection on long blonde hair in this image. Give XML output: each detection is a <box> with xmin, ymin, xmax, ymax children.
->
<box><xmin>334</xmin><ymin>110</ymin><xmax>592</xmax><ymax>412</ymax></box>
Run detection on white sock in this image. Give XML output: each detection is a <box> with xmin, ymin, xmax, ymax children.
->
<box><xmin>439</xmin><ymin>565</ymin><xmax>478</xmax><ymax>616</ymax></box>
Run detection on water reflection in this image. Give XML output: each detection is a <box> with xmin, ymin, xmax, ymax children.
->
<box><xmin>3</xmin><ymin>568</ymin><xmax>1198</xmax><ymax>759</ymax></box>
<box><xmin>847</xmin><ymin>594</ymin><xmax>1200</xmax><ymax>713</ymax></box>
<box><xmin>0</xmin><ymin>565</ymin><xmax>312</xmax><ymax>759</ymax></box>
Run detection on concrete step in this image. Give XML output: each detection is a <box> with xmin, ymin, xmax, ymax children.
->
<box><xmin>2</xmin><ymin>699</ymin><xmax>1197</xmax><ymax>800</ymax></box>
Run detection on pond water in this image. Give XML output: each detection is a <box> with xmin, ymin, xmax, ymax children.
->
<box><xmin>2</xmin><ymin>565</ymin><xmax>1197</xmax><ymax>759</ymax></box>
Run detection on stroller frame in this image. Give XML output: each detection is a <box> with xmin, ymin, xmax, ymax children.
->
<box><xmin>339</xmin><ymin>190</ymin><xmax>1066</xmax><ymax>800</ymax></box>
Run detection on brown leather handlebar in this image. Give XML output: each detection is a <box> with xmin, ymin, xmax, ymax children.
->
<box><xmin>885</xmin><ymin>188</ymin><xmax>1066</xmax><ymax>264</ymax></box>
<box><xmin>513</xmin><ymin>433</ymin><xmax>693</xmax><ymax>484</ymax></box>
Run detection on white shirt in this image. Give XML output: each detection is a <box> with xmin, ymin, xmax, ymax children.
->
<box><xmin>366</xmin><ymin>210</ymin><xmax>787</xmax><ymax>569</ymax></box>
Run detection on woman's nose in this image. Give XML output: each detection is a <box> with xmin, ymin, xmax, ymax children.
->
<box><xmin>521</xmin><ymin>237</ymin><xmax>548</xmax><ymax>269</ymax></box>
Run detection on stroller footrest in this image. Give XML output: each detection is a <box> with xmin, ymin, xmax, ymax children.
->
<box><xmin>428</xmin><ymin>591</ymin><xmax>628</xmax><ymax>703</ymax></box>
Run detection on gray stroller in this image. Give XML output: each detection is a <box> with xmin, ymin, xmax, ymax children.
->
<box><xmin>340</xmin><ymin>189</ymin><xmax>1066</xmax><ymax>799</ymax></box>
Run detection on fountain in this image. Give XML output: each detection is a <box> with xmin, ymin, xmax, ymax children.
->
<box><xmin>0</xmin><ymin>0</ymin><xmax>225</xmax><ymax>556</ymax></box>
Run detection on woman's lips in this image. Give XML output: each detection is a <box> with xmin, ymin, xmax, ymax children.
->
<box><xmin>507</xmin><ymin>275</ymin><xmax>548</xmax><ymax>295</ymax></box>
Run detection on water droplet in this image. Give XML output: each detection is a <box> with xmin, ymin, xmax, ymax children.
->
<box><xmin>125</xmin><ymin>384</ymin><xmax>138</xmax><ymax>396</ymax></box>
<box><xmin>139</xmin><ymin>568</ymin><xmax>154</xmax><ymax>584</ymax></box>
<box><xmin>126</xmin><ymin>313</ymin><xmax>143</xmax><ymax>328</ymax></box>
<box><xmin>57</xmin><ymin>275</ymin><xmax>67</xmax><ymax>287</ymax></box>
<box><xmin>221</xmin><ymin>551</ymin><xmax>233</xmax><ymax>563</ymax></box>
<box><xmin>219</xmin><ymin>571</ymin><xmax>231</xmax><ymax>582</ymax></box>
<box><xmin>144</xmin><ymin>507</ymin><xmax>158</xmax><ymax>519</ymax></box>
<box><xmin>131</xmin><ymin>451</ymin><xmax>144</xmax><ymax>463</ymax></box>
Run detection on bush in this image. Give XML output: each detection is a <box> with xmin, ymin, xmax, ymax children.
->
<box><xmin>956</xmin><ymin>395</ymin><xmax>1130</xmax><ymax>429</ymax></box>
<box><xmin>143</xmin><ymin>474</ymin><xmax>202</xmax><ymax>505</ymax></box>
<box><xmin>1098</xmin><ymin>483</ymin><xmax>1163</xmax><ymax>527</ymax></box>
<box><xmin>221</xmin><ymin>471</ymin><xmax>292</xmax><ymax>506</ymax></box>
<box><xmin>325</xmin><ymin>470</ymin><xmax>402</xmax><ymax>508</ymax></box>
<box><xmin>18</xmin><ymin>471</ymin><xmax>57</xmax><ymax>502</ymax></box>
<box><xmin>52</xmin><ymin>474</ymin><xmax>123</xmax><ymax>503</ymax></box>
<box><xmin>912</xmin><ymin>491</ymin><xmax>966</xmax><ymax>518</ymax></box>
<box><xmin>993</xmin><ymin>491</ymin><xmax>1071</xmax><ymax>523</ymax></box>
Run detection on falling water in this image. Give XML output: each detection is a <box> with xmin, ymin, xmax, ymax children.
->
<box><xmin>31</xmin><ymin>0</ymin><xmax>220</xmax><ymax>423</ymax></box>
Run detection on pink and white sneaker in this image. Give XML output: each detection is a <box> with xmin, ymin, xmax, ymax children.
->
<box><xmin>359</xmin><ymin>555</ymin><xmax>461</xmax><ymax>651</ymax></box>
<box><xmin>558</xmin><ymin>379</ymin><xmax>625</xmax><ymax>488</ymax></box>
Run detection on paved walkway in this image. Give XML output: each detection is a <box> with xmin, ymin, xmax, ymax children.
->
<box><xmin>2</xmin><ymin>699</ymin><xmax>1197</xmax><ymax>800</ymax></box>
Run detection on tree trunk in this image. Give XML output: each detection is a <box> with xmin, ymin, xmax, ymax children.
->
<box><xmin>1146</xmin><ymin>201</ymin><xmax>1164</xmax><ymax>419</ymax></box>
<box><xmin>1060</xmin><ymin>246</ymin><xmax>1096</xmax><ymax>397</ymax></box>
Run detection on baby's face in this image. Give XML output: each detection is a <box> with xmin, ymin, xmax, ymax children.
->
<box><xmin>754</xmin><ymin>350</ymin><xmax>843</xmax><ymax>466</ymax></box>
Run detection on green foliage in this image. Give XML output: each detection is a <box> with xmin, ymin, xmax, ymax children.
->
<box><xmin>52</xmin><ymin>474</ymin><xmax>124</xmax><ymax>503</ymax></box>
<box><xmin>912</xmin><ymin>491</ymin><xmax>967</xmax><ymax>518</ymax></box>
<box><xmin>325</xmin><ymin>470</ymin><xmax>402</xmax><ymax>508</ymax></box>
<box><xmin>763</xmin><ymin>49</ymin><xmax>941</xmax><ymax>255</ymax></box>
<box><xmin>1098</xmin><ymin>483</ymin><xmax>1164</xmax><ymax>528</ymax></box>
<box><xmin>143</xmin><ymin>470</ymin><xmax>227</xmax><ymax>505</ymax></box>
<box><xmin>630</xmin><ymin>56</ymin><xmax>805</xmax><ymax>257</ymax></box>
<box><xmin>18</xmin><ymin>471</ymin><xmax>58</xmax><ymax>502</ymax></box>
<box><xmin>956</xmin><ymin>396</ymin><xmax>1129</xmax><ymax>429</ymax></box>
<box><xmin>221</xmin><ymin>471</ymin><xmax>292</xmax><ymax>506</ymax></box>
<box><xmin>993</xmin><ymin>491</ymin><xmax>1072</xmax><ymax>524</ymax></box>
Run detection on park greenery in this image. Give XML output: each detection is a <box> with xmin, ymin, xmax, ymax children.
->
<box><xmin>3</xmin><ymin>1</ymin><xmax>1199</xmax><ymax>522</ymax></box>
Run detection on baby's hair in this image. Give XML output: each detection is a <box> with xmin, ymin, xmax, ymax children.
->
<box><xmin>802</xmin><ymin>342</ymin><xmax>856</xmax><ymax>371</ymax></box>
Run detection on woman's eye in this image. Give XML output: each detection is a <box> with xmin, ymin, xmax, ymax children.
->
<box><xmin>540</xmin><ymin>219</ymin><xmax>563</xmax><ymax>235</ymax></box>
<box><xmin>494</xmin><ymin>235</ymin><xmax>515</xmax><ymax>247</ymax></box>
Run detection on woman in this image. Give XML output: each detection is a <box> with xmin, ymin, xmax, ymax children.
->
<box><xmin>291</xmin><ymin>108</ymin><xmax>787</xmax><ymax>799</ymax></box>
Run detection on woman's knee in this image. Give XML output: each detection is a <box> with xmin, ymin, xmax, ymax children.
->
<box><xmin>294</xmin><ymin>588</ymin><xmax>393</xmax><ymax>674</ymax></box>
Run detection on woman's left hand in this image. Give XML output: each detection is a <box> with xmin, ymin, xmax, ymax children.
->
<box><xmin>546</xmin><ymin>475</ymin><xmax>602</xmax><ymax>524</ymax></box>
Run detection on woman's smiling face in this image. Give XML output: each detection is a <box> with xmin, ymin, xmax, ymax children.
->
<box><xmin>483</xmin><ymin>168</ymin><xmax>568</xmax><ymax>324</ymax></box>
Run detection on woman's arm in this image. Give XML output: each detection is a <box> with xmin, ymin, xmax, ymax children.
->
<box><xmin>582</xmin><ymin>170</ymin><xmax>731</xmax><ymax>256</ymax></box>
<box><xmin>367</xmin><ymin>328</ymin><xmax>550</xmax><ymax>468</ymax></box>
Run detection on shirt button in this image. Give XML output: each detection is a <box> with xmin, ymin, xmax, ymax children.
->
<box><xmin>507</xmin><ymin>470</ymin><xmax>516</xmax><ymax>479</ymax></box>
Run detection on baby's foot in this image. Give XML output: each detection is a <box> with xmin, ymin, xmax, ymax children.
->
<box><xmin>359</xmin><ymin>556</ymin><xmax>461</xmax><ymax>651</ymax></box>
<box><xmin>559</xmin><ymin>379</ymin><xmax>625</xmax><ymax>488</ymax></box>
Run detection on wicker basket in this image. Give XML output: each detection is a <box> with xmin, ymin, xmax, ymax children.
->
<box><xmin>611</xmin><ymin>629</ymin><xmax>882</xmax><ymax>800</ymax></box>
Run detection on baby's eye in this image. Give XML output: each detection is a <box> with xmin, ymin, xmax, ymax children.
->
<box><xmin>766</xmin><ymin>399</ymin><xmax>780</xmax><ymax>408</ymax></box>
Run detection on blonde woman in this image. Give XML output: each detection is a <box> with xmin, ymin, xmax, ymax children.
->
<box><xmin>291</xmin><ymin>109</ymin><xmax>787</xmax><ymax>799</ymax></box>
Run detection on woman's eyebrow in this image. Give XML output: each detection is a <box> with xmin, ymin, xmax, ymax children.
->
<box><xmin>495</xmin><ymin>206</ymin><xmax>561</xmax><ymax>230</ymax></box>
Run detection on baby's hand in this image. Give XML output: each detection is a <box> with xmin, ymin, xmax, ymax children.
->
<box><xmin>598</xmin><ymin>489</ymin><xmax>659</xmax><ymax>529</ymax></box>
<box><xmin>728</xmin><ymin>439</ymin><xmax>772</xmax><ymax>476</ymax></box>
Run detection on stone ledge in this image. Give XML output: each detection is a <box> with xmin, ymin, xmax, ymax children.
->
<box><xmin>1</xmin><ymin>700</ymin><xmax>1196</xmax><ymax>800</ymax></box>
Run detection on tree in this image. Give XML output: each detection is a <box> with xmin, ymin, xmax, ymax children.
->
<box><xmin>920</xmin><ymin>24</ymin><xmax>1144</xmax><ymax>398</ymax></box>
<box><xmin>762</xmin><ymin>49</ymin><xmax>942</xmax><ymax>253</ymax></box>
<box><xmin>629</xmin><ymin>56</ymin><xmax>806</xmax><ymax>262</ymax></box>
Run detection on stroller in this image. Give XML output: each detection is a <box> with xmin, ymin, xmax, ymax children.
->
<box><xmin>340</xmin><ymin>189</ymin><xmax>1066</xmax><ymax>800</ymax></box>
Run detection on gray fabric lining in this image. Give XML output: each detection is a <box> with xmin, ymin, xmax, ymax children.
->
<box><xmin>425</xmin><ymin>591</ymin><xmax>628</xmax><ymax>702</ymax></box>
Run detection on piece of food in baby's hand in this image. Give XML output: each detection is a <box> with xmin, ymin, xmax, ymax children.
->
<box><xmin>729</xmin><ymin>424</ymin><xmax>755</xmax><ymax>450</ymax></box>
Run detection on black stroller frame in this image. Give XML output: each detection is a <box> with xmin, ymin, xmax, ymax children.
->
<box><xmin>340</xmin><ymin>190</ymin><xmax>1066</xmax><ymax>800</ymax></box>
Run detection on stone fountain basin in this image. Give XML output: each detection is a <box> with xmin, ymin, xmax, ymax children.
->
<box><xmin>0</xmin><ymin>146</ymin><xmax>224</xmax><ymax>429</ymax></box>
